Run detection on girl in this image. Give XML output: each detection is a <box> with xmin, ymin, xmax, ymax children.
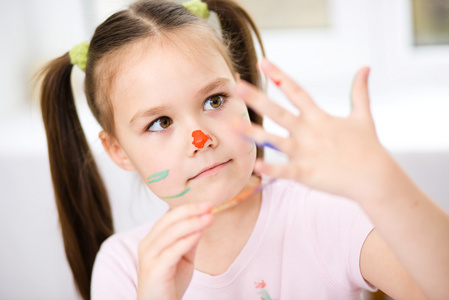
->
<box><xmin>38</xmin><ymin>0</ymin><xmax>449</xmax><ymax>299</ymax></box>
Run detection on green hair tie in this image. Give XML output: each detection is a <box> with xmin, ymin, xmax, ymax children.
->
<box><xmin>182</xmin><ymin>0</ymin><xmax>210</xmax><ymax>20</ymax></box>
<box><xmin>69</xmin><ymin>41</ymin><xmax>89</xmax><ymax>72</ymax></box>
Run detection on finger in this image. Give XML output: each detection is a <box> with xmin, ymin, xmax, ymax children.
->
<box><xmin>140</xmin><ymin>213</ymin><xmax>212</xmax><ymax>260</ymax></box>
<box><xmin>146</xmin><ymin>230</ymin><xmax>203</xmax><ymax>278</ymax></box>
<box><xmin>150</xmin><ymin>202</ymin><xmax>211</xmax><ymax>238</ymax></box>
<box><xmin>350</xmin><ymin>67</ymin><xmax>371</xmax><ymax>118</ymax></box>
<box><xmin>259</xmin><ymin>59</ymin><xmax>320</xmax><ymax>115</ymax></box>
<box><xmin>239</xmin><ymin>122</ymin><xmax>292</xmax><ymax>155</ymax></box>
<box><xmin>233</xmin><ymin>81</ymin><xmax>297</xmax><ymax>130</ymax></box>
<box><xmin>159</xmin><ymin>230</ymin><xmax>203</xmax><ymax>268</ymax></box>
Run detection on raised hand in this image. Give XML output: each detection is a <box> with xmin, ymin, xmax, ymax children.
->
<box><xmin>234</xmin><ymin>59</ymin><xmax>392</xmax><ymax>201</ymax></box>
<box><xmin>234</xmin><ymin>59</ymin><xmax>449</xmax><ymax>300</ymax></box>
<box><xmin>137</xmin><ymin>203</ymin><xmax>213</xmax><ymax>300</ymax></box>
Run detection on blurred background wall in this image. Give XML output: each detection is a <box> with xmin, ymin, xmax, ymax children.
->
<box><xmin>1</xmin><ymin>0</ymin><xmax>448</xmax><ymax>299</ymax></box>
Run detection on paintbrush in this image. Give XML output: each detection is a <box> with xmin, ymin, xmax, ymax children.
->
<box><xmin>212</xmin><ymin>178</ymin><xmax>277</xmax><ymax>214</ymax></box>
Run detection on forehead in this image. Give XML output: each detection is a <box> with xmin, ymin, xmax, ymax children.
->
<box><xmin>110</xmin><ymin>33</ymin><xmax>233</xmax><ymax>104</ymax></box>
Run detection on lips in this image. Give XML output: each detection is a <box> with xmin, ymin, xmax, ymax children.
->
<box><xmin>189</xmin><ymin>160</ymin><xmax>231</xmax><ymax>181</ymax></box>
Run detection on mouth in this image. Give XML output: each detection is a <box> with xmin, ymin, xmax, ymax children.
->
<box><xmin>189</xmin><ymin>159</ymin><xmax>231</xmax><ymax>181</ymax></box>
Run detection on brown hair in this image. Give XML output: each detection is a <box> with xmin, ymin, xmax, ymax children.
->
<box><xmin>38</xmin><ymin>0</ymin><xmax>265</xmax><ymax>299</ymax></box>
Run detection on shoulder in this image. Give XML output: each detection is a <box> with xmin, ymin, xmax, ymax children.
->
<box><xmin>306</xmin><ymin>189</ymin><xmax>367</xmax><ymax>221</ymax></box>
<box><xmin>259</xmin><ymin>178</ymin><xmax>375</xmax><ymax>293</ymax></box>
<box><xmin>262</xmin><ymin>176</ymin><xmax>371</xmax><ymax>227</ymax></box>
<box><xmin>91</xmin><ymin>221</ymin><xmax>158</xmax><ymax>300</ymax></box>
<box><xmin>262</xmin><ymin>176</ymin><xmax>372</xmax><ymax>238</ymax></box>
<box><xmin>304</xmin><ymin>188</ymin><xmax>374</xmax><ymax>245</ymax></box>
<box><xmin>96</xmin><ymin>219</ymin><xmax>160</xmax><ymax>267</ymax></box>
<box><xmin>303</xmin><ymin>189</ymin><xmax>376</xmax><ymax>293</ymax></box>
<box><xmin>100</xmin><ymin>221</ymin><xmax>154</xmax><ymax>256</ymax></box>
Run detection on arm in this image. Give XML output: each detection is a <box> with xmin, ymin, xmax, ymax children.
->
<box><xmin>361</xmin><ymin>229</ymin><xmax>427</xmax><ymax>300</ymax></box>
<box><xmin>360</xmin><ymin>157</ymin><xmax>449</xmax><ymax>300</ymax></box>
<box><xmin>233</xmin><ymin>59</ymin><xmax>449</xmax><ymax>299</ymax></box>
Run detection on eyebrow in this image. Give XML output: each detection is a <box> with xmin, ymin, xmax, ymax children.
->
<box><xmin>130</xmin><ymin>105</ymin><xmax>167</xmax><ymax>125</ymax></box>
<box><xmin>129</xmin><ymin>77</ymin><xmax>232</xmax><ymax>125</ymax></box>
<box><xmin>197</xmin><ymin>77</ymin><xmax>232</xmax><ymax>96</ymax></box>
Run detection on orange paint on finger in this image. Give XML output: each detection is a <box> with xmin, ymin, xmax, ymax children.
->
<box><xmin>192</xmin><ymin>130</ymin><xmax>212</xmax><ymax>148</ymax></box>
<box><xmin>270</xmin><ymin>77</ymin><xmax>281</xmax><ymax>86</ymax></box>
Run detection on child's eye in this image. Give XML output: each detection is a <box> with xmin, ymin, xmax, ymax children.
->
<box><xmin>147</xmin><ymin>116</ymin><xmax>172</xmax><ymax>132</ymax></box>
<box><xmin>204</xmin><ymin>94</ymin><xmax>225</xmax><ymax>110</ymax></box>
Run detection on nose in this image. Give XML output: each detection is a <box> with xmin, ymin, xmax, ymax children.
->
<box><xmin>192</xmin><ymin>130</ymin><xmax>212</xmax><ymax>149</ymax></box>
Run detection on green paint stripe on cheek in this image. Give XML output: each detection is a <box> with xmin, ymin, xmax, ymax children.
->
<box><xmin>248</xmin><ymin>143</ymin><xmax>256</xmax><ymax>155</ymax></box>
<box><xmin>147</xmin><ymin>169</ymin><xmax>169</xmax><ymax>183</ymax></box>
<box><xmin>161</xmin><ymin>187</ymin><xmax>191</xmax><ymax>199</ymax></box>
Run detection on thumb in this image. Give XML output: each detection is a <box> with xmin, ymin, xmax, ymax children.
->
<box><xmin>350</xmin><ymin>67</ymin><xmax>371</xmax><ymax>117</ymax></box>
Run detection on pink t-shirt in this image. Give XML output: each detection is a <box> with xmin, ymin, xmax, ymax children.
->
<box><xmin>91</xmin><ymin>179</ymin><xmax>376</xmax><ymax>299</ymax></box>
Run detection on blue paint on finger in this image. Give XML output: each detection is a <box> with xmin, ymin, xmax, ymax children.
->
<box><xmin>258</xmin><ymin>141</ymin><xmax>280</xmax><ymax>152</ymax></box>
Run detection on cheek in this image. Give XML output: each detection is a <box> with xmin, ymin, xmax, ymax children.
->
<box><xmin>230</xmin><ymin>129</ymin><xmax>254</xmax><ymax>156</ymax></box>
<box><xmin>141</xmin><ymin>156</ymin><xmax>186</xmax><ymax>196</ymax></box>
<box><xmin>219</xmin><ymin>122</ymin><xmax>256</xmax><ymax>170</ymax></box>
<box><xmin>127</xmin><ymin>138</ymin><xmax>185</xmax><ymax>195</ymax></box>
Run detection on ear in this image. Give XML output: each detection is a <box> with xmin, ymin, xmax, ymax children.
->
<box><xmin>99</xmin><ymin>131</ymin><xmax>136</xmax><ymax>171</ymax></box>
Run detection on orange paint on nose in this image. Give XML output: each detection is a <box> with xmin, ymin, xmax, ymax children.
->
<box><xmin>192</xmin><ymin>130</ymin><xmax>212</xmax><ymax>148</ymax></box>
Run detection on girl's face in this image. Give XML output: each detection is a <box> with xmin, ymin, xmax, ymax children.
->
<box><xmin>104</xmin><ymin>37</ymin><xmax>256</xmax><ymax>208</ymax></box>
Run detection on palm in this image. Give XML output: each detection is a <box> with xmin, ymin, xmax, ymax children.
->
<box><xmin>235</xmin><ymin>59</ymin><xmax>388</xmax><ymax>200</ymax></box>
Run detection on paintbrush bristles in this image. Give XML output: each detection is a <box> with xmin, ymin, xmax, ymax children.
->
<box><xmin>212</xmin><ymin>185</ymin><xmax>258</xmax><ymax>214</ymax></box>
<box><xmin>211</xmin><ymin>199</ymin><xmax>239</xmax><ymax>214</ymax></box>
<box><xmin>211</xmin><ymin>179</ymin><xmax>276</xmax><ymax>214</ymax></box>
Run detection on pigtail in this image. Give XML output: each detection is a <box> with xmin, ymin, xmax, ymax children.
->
<box><xmin>39</xmin><ymin>53</ymin><xmax>113</xmax><ymax>300</ymax></box>
<box><xmin>205</xmin><ymin>0</ymin><xmax>265</xmax><ymax>87</ymax></box>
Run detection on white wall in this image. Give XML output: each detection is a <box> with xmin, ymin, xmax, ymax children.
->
<box><xmin>261</xmin><ymin>0</ymin><xmax>449</xmax><ymax>152</ymax></box>
<box><xmin>1</xmin><ymin>0</ymin><xmax>448</xmax><ymax>299</ymax></box>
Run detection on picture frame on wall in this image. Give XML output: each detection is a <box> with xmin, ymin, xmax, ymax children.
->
<box><xmin>412</xmin><ymin>0</ymin><xmax>449</xmax><ymax>46</ymax></box>
<box><xmin>237</xmin><ymin>0</ymin><xmax>329</xmax><ymax>29</ymax></box>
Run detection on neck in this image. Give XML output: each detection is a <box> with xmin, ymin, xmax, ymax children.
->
<box><xmin>202</xmin><ymin>175</ymin><xmax>262</xmax><ymax>242</ymax></box>
<box><xmin>194</xmin><ymin>176</ymin><xmax>262</xmax><ymax>275</ymax></box>
<box><xmin>206</xmin><ymin>191</ymin><xmax>261</xmax><ymax>241</ymax></box>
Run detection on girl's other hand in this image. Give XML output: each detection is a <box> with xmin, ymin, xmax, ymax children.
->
<box><xmin>137</xmin><ymin>202</ymin><xmax>213</xmax><ymax>300</ymax></box>
<box><xmin>234</xmin><ymin>59</ymin><xmax>392</xmax><ymax>201</ymax></box>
